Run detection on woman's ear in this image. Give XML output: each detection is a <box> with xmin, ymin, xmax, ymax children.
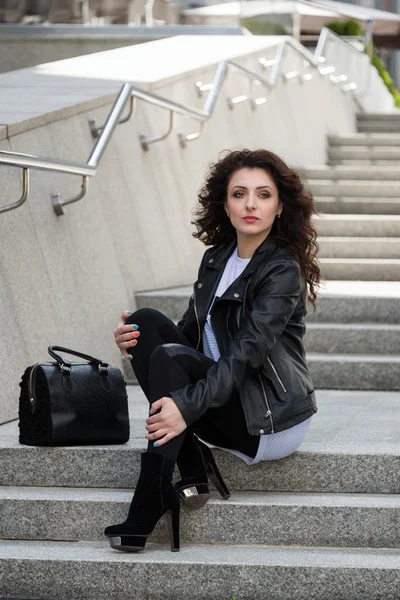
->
<box><xmin>224</xmin><ymin>202</ymin><xmax>230</xmax><ymax>217</ymax></box>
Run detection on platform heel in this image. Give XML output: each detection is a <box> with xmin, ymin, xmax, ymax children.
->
<box><xmin>104</xmin><ymin>452</ymin><xmax>180</xmax><ymax>552</ymax></box>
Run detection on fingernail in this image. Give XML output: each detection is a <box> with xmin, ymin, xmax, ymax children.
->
<box><xmin>132</xmin><ymin>324</ymin><xmax>139</xmax><ymax>330</ymax></box>
<box><xmin>126</xmin><ymin>311</ymin><xmax>132</xmax><ymax>315</ymax></box>
<box><xmin>153</xmin><ymin>442</ymin><xmax>159</xmax><ymax>448</ymax></box>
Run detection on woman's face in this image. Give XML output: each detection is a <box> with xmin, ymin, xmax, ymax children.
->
<box><xmin>225</xmin><ymin>167</ymin><xmax>282</xmax><ymax>240</ymax></box>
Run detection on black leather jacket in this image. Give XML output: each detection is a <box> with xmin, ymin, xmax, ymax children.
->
<box><xmin>171</xmin><ymin>235</ymin><xmax>317</xmax><ymax>436</ymax></box>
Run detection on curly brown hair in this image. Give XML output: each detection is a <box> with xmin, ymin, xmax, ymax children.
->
<box><xmin>191</xmin><ymin>149</ymin><xmax>322</xmax><ymax>310</ymax></box>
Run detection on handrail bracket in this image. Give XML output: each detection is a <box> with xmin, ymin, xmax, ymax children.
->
<box><xmin>178</xmin><ymin>121</ymin><xmax>207</xmax><ymax>149</ymax></box>
<box><xmin>140</xmin><ymin>110</ymin><xmax>175</xmax><ymax>151</ymax></box>
<box><xmin>0</xmin><ymin>168</ymin><xmax>29</xmax><ymax>215</ymax></box>
<box><xmin>89</xmin><ymin>95</ymin><xmax>137</xmax><ymax>139</ymax></box>
<box><xmin>52</xmin><ymin>175</ymin><xmax>89</xmax><ymax>216</ymax></box>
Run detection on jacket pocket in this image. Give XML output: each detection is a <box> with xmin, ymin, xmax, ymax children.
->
<box><xmin>291</xmin><ymin>391</ymin><xmax>317</xmax><ymax>415</ymax></box>
<box><xmin>266</xmin><ymin>356</ymin><xmax>287</xmax><ymax>393</ymax></box>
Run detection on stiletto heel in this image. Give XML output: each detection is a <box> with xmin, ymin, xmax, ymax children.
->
<box><xmin>206</xmin><ymin>461</ymin><xmax>231</xmax><ymax>500</ymax></box>
<box><xmin>176</xmin><ymin>434</ymin><xmax>230</xmax><ymax>507</ymax></box>
<box><xmin>165</xmin><ymin>506</ymin><xmax>180</xmax><ymax>552</ymax></box>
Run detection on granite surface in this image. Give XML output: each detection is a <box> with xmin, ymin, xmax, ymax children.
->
<box><xmin>0</xmin><ymin>540</ymin><xmax>399</xmax><ymax>600</ymax></box>
<box><xmin>0</xmin><ymin>387</ymin><xmax>399</xmax><ymax>492</ymax></box>
<box><xmin>1</xmin><ymin>487</ymin><xmax>399</xmax><ymax>548</ymax></box>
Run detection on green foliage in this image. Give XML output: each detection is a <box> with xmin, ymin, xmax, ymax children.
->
<box><xmin>326</xmin><ymin>19</ymin><xmax>400</xmax><ymax>107</ymax></box>
<box><xmin>325</xmin><ymin>19</ymin><xmax>363</xmax><ymax>37</ymax></box>
<box><xmin>343</xmin><ymin>19</ymin><xmax>363</xmax><ymax>36</ymax></box>
<box><xmin>241</xmin><ymin>17</ymin><xmax>288</xmax><ymax>36</ymax></box>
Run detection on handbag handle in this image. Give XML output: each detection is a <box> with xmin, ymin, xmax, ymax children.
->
<box><xmin>48</xmin><ymin>346</ymin><xmax>108</xmax><ymax>371</ymax></box>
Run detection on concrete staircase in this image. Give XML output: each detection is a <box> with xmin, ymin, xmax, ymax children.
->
<box><xmin>0</xmin><ymin>113</ymin><xmax>399</xmax><ymax>598</ymax></box>
<box><xmin>0</xmin><ymin>387</ymin><xmax>399</xmax><ymax>599</ymax></box>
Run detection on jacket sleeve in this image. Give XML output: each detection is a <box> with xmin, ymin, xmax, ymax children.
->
<box><xmin>176</xmin><ymin>296</ymin><xmax>194</xmax><ymax>331</ymax></box>
<box><xmin>170</xmin><ymin>260</ymin><xmax>302</xmax><ymax>426</ymax></box>
<box><xmin>176</xmin><ymin>249</ymin><xmax>209</xmax><ymax>332</ymax></box>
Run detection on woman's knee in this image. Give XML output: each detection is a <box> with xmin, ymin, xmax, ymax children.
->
<box><xmin>149</xmin><ymin>345</ymin><xmax>202</xmax><ymax>380</ymax></box>
<box><xmin>125</xmin><ymin>308</ymin><xmax>166</xmax><ymax>327</ymax></box>
<box><xmin>150</xmin><ymin>343</ymin><xmax>200</xmax><ymax>363</ymax></box>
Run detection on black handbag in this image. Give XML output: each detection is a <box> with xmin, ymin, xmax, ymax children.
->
<box><xmin>18</xmin><ymin>346</ymin><xmax>130</xmax><ymax>446</ymax></box>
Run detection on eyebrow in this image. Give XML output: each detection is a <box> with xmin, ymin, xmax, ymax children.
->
<box><xmin>232</xmin><ymin>185</ymin><xmax>273</xmax><ymax>190</ymax></box>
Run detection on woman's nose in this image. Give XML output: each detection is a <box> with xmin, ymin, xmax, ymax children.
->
<box><xmin>245</xmin><ymin>194</ymin><xmax>256</xmax><ymax>208</ymax></box>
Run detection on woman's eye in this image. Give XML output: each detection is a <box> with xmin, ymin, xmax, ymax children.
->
<box><xmin>233</xmin><ymin>192</ymin><xmax>244</xmax><ymax>198</ymax></box>
<box><xmin>260</xmin><ymin>193</ymin><xmax>271</xmax><ymax>199</ymax></box>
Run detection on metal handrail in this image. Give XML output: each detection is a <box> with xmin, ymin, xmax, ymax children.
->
<box><xmin>0</xmin><ymin>32</ymin><xmax>360</xmax><ymax>216</ymax></box>
<box><xmin>315</xmin><ymin>27</ymin><xmax>370</xmax><ymax>96</ymax></box>
<box><xmin>315</xmin><ymin>27</ymin><xmax>367</xmax><ymax>62</ymax></box>
<box><xmin>0</xmin><ymin>82</ymin><xmax>132</xmax><ymax>215</ymax></box>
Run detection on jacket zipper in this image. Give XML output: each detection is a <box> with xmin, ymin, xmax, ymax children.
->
<box><xmin>193</xmin><ymin>291</ymin><xmax>201</xmax><ymax>351</ymax></box>
<box><xmin>267</xmin><ymin>356</ymin><xmax>287</xmax><ymax>393</ymax></box>
<box><xmin>258</xmin><ymin>373</ymin><xmax>275</xmax><ymax>433</ymax></box>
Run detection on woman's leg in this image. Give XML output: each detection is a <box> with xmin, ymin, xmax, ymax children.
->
<box><xmin>125</xmin><ymin>307</ymin><xmax>194</xmax><ymax>401</ymax></box>
<box><xmin>126</xmin><ymin>307</ymin><xmax>259</xmax><ymax>459</ymax></box>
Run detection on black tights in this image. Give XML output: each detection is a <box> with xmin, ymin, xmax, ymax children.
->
<box><xmin>127</xmin><ymin>308</ymin><xmax>259</xmax><ymax>461</ymax></box>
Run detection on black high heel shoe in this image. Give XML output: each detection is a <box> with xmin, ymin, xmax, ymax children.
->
<box><xmin>175</xmin><ymin>434</ymin><xmax>230</xmax><ymax>508</ymax></box>
<box><xmin>104</xmin><ymin>452</ymin><xmax>180</xmax><ymax>552</ymax></box>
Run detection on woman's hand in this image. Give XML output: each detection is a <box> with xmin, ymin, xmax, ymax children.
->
<box><xmin>145</xmin><ymin>397</ymin><xmax>187</xmax><ymax>447</ymax></box>
<box><xmin>114</xmin><ymin>311</ymin><xmax>141</xmax><ymax>359</ymax></box>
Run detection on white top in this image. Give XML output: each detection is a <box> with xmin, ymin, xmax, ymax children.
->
<box><xmin>202</xmin><ymin>245</ymin><xmax>251</xmax><ymax>361</ymax></box>
<box><xmin>201</xmin><ymin>245</ymin><xmax>312</xmax><ymax>463</ymax></box>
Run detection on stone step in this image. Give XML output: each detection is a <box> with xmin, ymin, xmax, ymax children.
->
<box><xmin>357</xmin><ymin>113</ymin><xmax>400</xmax><ymax>121</ymax></box>
<box><xmin>328</xmin><ymin>147</ymin><xmax>400</xmax><ymax>161</ymax></box>
<box><xmin>0</xmin><ymin>540</ymin><xmax>399</xmax><ymax>600</ymax></box>
<box><xmin>309</xmin><ymin>181</ymin><xmax>400</xmax><ymax>198</ymax></box>
<box><xmin>135</xmin><ymin>281</ymin><xmax>400</xmax><ymax>324</ymax></box>
<box><xmin>358</xmin><ymin>122</ymin><xmax>400</xmax><ymax>133</ymax></box>
<box><xmin>318</xmin><ymin>237</ymin><xmax>400</xmax><ymax>258</ymax></box>
<box><xmin>307</xmin><ymin>353</ymin><xmax>400</xmax><ymax>390</ymax></box>
<box><xmin>315</xmin><ymin>196</ymin><xmax>400</xmax><ymax>214</ymax></box>
<box><xmin>164</xmin><ymin>321</ymin><xmax>400</xmax><ymax>355</ymax></box>
<box><xmin>302</xmin><ymin>165</ymin><xmax>400</xmax><ymax>180</ymax></box>
<box><xmin>328</xmin><ymin>159</ymin><xmax>400</xmax><ymax>166</ymax></box>
<box><xmin>319</xmin><ymin>258</ymin><xmax>400</xmax><ymax>281</ymax></box>
<box><xmin>166</xmin><ymin>320</ymin><xmax>400</xmax><ymax>354</ymax></box>
<box><xmin>1</xmin><ymin>487</ymin><xmax>399</xmax><ymax>549</ymax></box>
<box><xmin>304</xmin><ymin>323</ymin><xmax>400</xmax><ymax>354</ymax></box>
<box><xmin>314</xmin><ymin>214</ymin><xmax>400</xmax><ymax>237</ymax></box>
<box><xmin>0</xmin><ymin>389</ymin><xmax>399</xmax><ymax>493</ymax></box>
<box><xmin>328</xmin><ymin>133</ymin><xmax>400</xmax><ymax>146</ymax></box>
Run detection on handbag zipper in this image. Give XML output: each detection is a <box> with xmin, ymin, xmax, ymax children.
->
<box><xmin>29</xmin><ymin>363</ymin><xmax>41</xmax><ymax>408</ymax></box>
<box><xmin>28</xmin><ymin>361</ymin><xmax>59</xmax><ymax>411</ymax></box>
<box><xmin>267</xmin><ymin>356</ymin><xmax>287</xmax><ymax>393</ymax></box>
<box><xmin>258</xmin><ymin>373</ymin><xmax>275</xmax><ymax>433</ymax></box>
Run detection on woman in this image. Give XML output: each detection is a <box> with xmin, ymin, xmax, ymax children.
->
<box><xmin>104</xmin><ymin>148</ymin><xmax>321</xmax><ymax>553</ymax></box>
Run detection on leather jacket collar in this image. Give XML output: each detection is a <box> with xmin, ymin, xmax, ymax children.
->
<box><xmin>204</xmin><ymin>233</ymin><xmax>280</xmax><ymax>278</ymax></box>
